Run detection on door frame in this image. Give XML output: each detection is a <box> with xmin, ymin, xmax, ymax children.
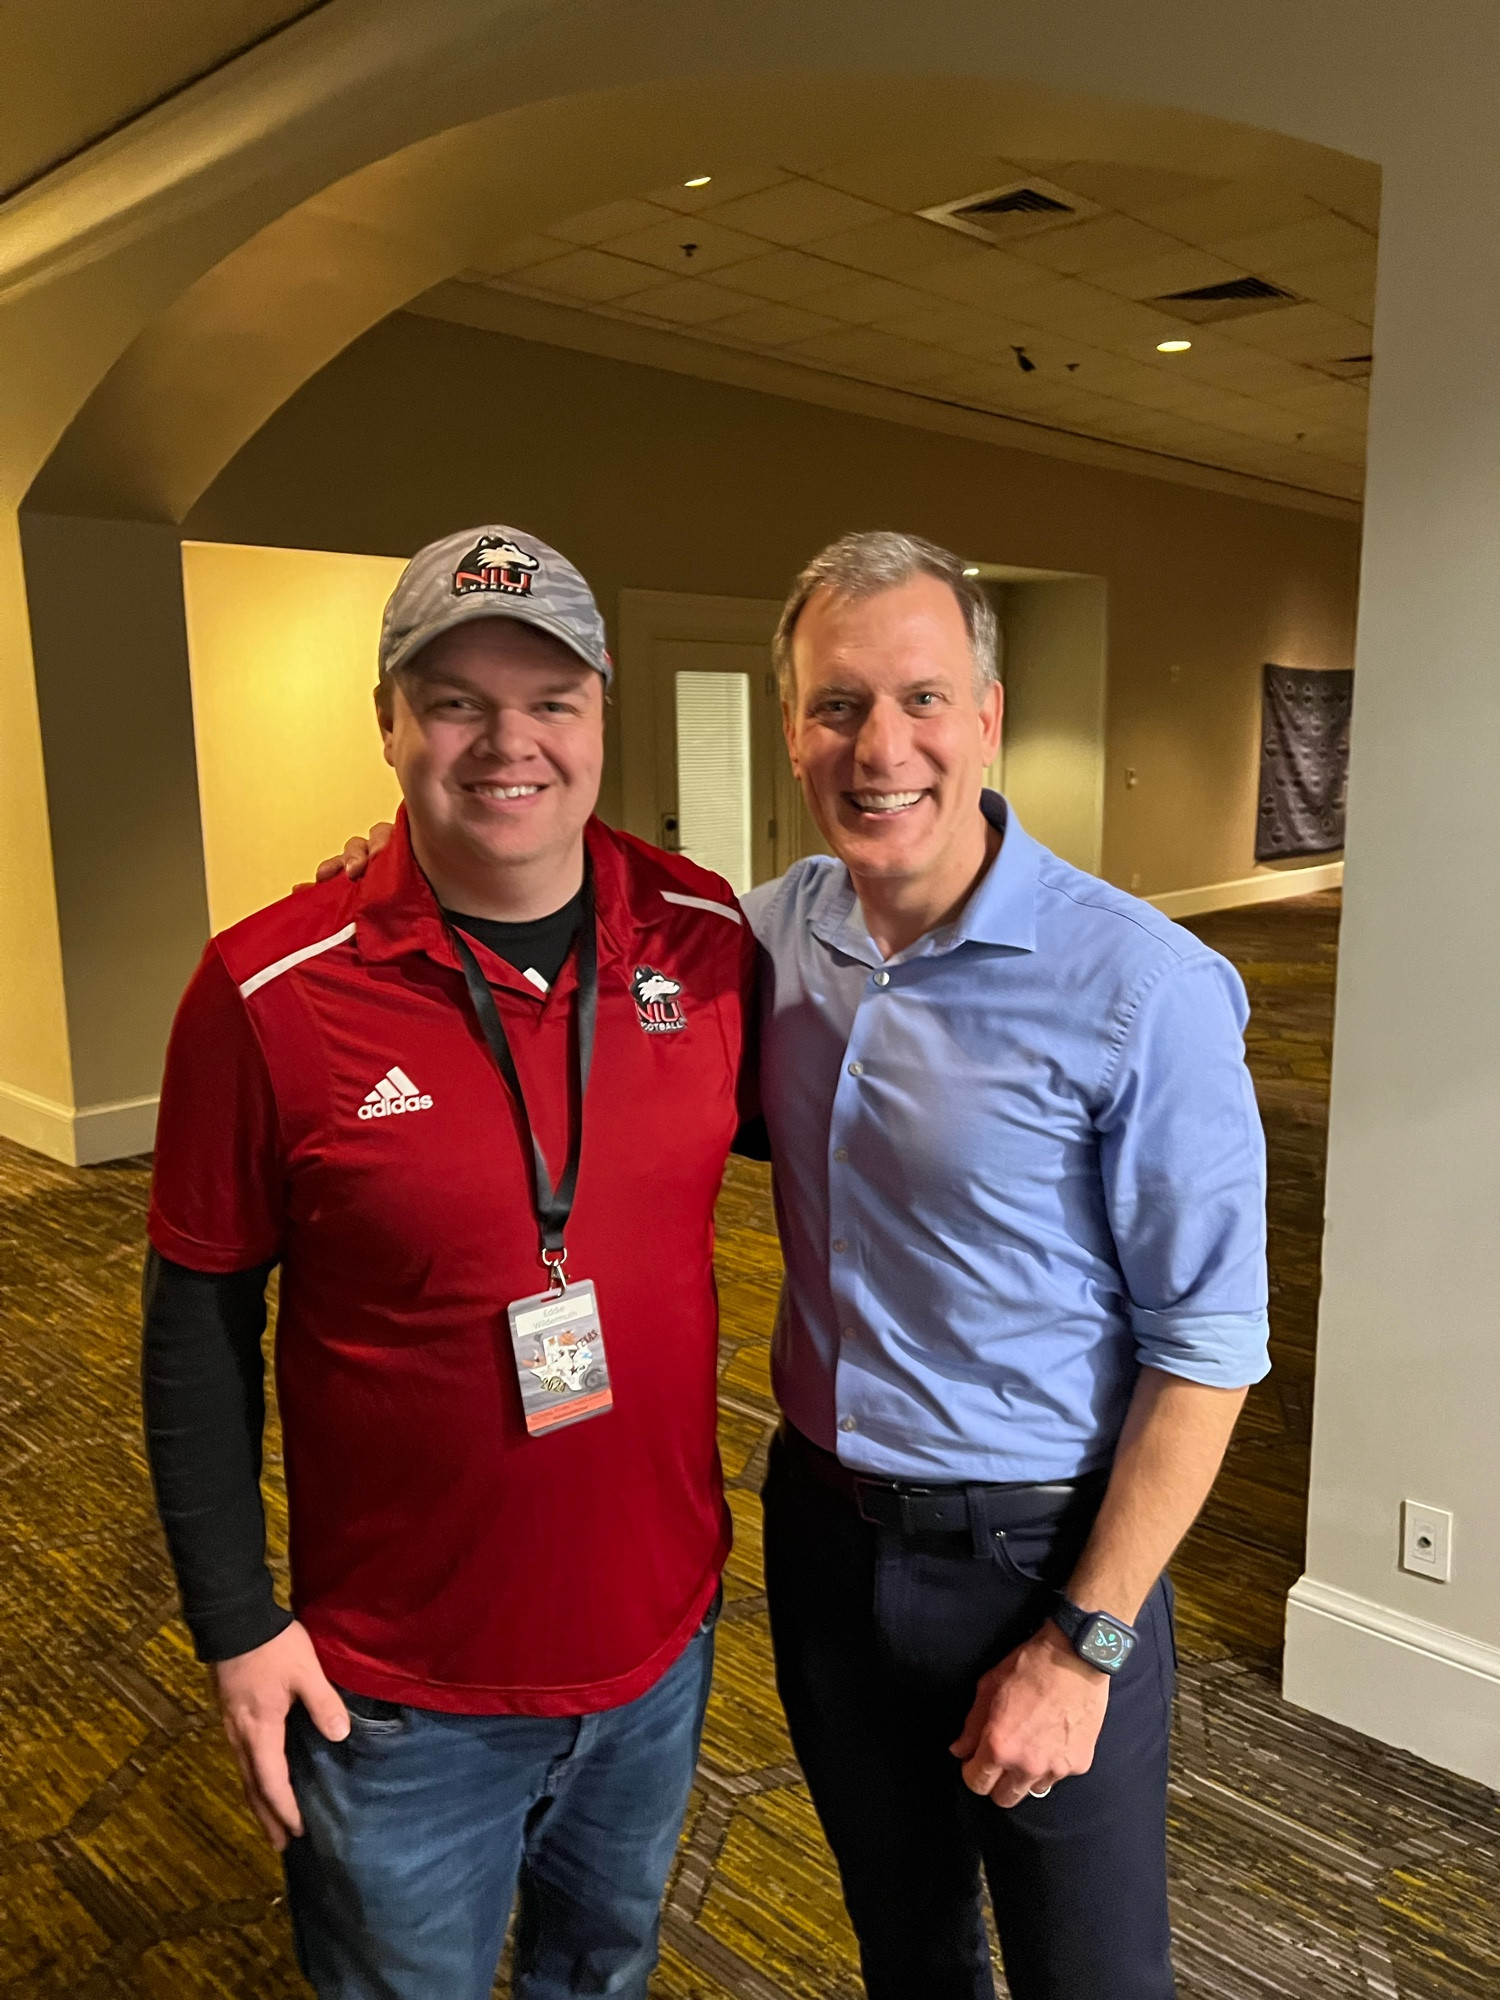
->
<box><xmin>617</xmin><ymin>588</ymin><xmax>804</xmax><ymax>875</ymax></box>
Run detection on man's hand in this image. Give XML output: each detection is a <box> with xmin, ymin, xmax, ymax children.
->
<box><xmin>313</xmin><ymin>822</ymin><xmax>395</xmax><ymax>885</ymax></box>
<box><xmin>213</xmin><ymin>1621</ymin><xmax>350</xmax><ymax>1850</ymax></box>
<box><xmin>950</xmin><ymin>1620</ymin><xmax>1109</xmax><ymax>1807</ymax></box>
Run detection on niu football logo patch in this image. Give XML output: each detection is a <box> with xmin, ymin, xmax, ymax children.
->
<box><xmin>631</xmin><ymin>965</ymin><xmax>685</xmax><ymax>1034</ymax></box>
<box><xmin>453</xmin><ymin>534</ymin><xmax>540</xmax><ymax>598</ymax></box>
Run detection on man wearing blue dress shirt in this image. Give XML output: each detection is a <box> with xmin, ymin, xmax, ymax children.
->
<box><xmin>741</xmin><ymin>531</ymin><xmax>1269</xmax><ymax>2000</ymax></box>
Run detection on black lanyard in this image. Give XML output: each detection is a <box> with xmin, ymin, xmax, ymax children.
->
<box><xmin>450</xmin><ymin>873</ymin><xmax>598</xmax><ymax>1283</ymax></box>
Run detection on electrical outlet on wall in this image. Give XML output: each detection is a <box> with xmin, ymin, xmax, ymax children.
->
<box><xmin>1401</xmin><ymin>1500</ymin><xmax>1453</xmax><ymax>1581</ymax></box>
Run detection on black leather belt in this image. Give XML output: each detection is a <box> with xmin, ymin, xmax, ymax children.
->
<box><xmin>780</xmin><ymin>1420</ymin><xmax>1107</xmax><ymax>1538</ymax></box>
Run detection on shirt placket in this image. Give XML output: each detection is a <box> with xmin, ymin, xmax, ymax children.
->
<box><xmin>826</xmin><ymin>959</ymin><xmax>897</xmax><ymax>1447</ymax></box>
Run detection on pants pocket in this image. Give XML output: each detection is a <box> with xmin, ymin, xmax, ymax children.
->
<box><xmin>337</xmin><ymin>1687</ymin><xmax>408</xmax><ymax>1738</ymax></box>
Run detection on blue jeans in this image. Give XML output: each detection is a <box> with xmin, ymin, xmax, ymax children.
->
<box><xmin>283</xmin><ymin>1604</ymin><xmax>717</xmax><ymax>2000</ymax></box>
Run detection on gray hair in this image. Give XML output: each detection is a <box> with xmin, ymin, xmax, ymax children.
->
<box><xmin>773</xmin><ymin>530</ymin><xmax>999</xmax><ymax>704</ymax></box>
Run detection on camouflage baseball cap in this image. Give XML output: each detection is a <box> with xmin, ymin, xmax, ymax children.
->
<box><xmin>378</xmin><ymin>525</ymin><xmax>611</xmax><ymax>685</ymax></box>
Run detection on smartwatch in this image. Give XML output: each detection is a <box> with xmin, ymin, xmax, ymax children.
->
<box><xmin>1048</xmin><ymin>1592</ymin><xmax>1138</xmax><ymax>1675</ymax></box>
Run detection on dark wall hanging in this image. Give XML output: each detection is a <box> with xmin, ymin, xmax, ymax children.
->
<box><xmin>1256</xmin><ymin>663</ymin><xmax>1353</xmax><ymax>862</ymax></box>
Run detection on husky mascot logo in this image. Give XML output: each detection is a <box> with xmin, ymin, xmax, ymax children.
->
<box><xmin>631</xmin><ymin>965</ymin><xmax>685</xmax><ymax>1034</ymax></box>
<box><xmin>452</xmin><ymin>534</ymin><xmax>541</xmax><ymax>598</ymax></box>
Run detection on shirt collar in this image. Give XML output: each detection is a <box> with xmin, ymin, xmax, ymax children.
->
<box><xmin>354</xmin><ymin>807</ymin><xmax>633</xmax><ymax>973</ymax></box>
<box><xmin>808</xmin><ymin>790</ymin><xmax>1039</xmax><ymax>966</ymax></box>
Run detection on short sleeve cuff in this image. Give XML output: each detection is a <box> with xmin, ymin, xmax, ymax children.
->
<box><xmin>147</xmin><ymin>1210</ymin><xmax>281</xmax><ymax>1275</ymax></box>
<box><xmin>1128</xmin><ymin>1306</ymin><xmax>1271</xmax><ymax>1388</ymax></box>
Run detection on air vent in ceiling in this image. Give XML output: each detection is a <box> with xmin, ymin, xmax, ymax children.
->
<box><xmin>1151</xmin><ymin>275</ymin><xmax>1303</xmax><ymax>324</ymax></box>
<box><xmin>919</xmin><ymin>177</ymin><xmax>1102</xmax><ymax>245</ymax></box>
<box><xmin>1322</xmin><ymin>353</ymin><xmax>1374</xmax><ymax>382</ymax></box>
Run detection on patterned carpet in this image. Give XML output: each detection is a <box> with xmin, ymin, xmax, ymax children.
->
<box><xmin>1</xmin><ymin>890</ymin><xmax>1498</xmax><ymax>1997</ymax></box>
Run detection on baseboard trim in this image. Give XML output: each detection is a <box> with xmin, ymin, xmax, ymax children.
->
<box><xmin>0</xmin><ymin>1079</ymin><xmax>158</xmax><ymax>1166</ymax></box>
<box><xmin>1149</xmin><ymin>860</ymin><xmax>1343</xmax><ymax>920</ymax></box>
<box><xmin>1283</xmin><ymin>1574</ymin><xmax>1500</xmax><ymax>1790</ymax></box>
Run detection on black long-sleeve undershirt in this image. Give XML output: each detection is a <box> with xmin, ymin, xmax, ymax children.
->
<box><xmin>141</xmin><ymin>1249</ymin><xmax>288</xmax><ymax>1662</ymax></box>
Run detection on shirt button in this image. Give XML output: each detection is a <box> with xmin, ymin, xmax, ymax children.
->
<box><xmin>848</xmin><ymin>1061</ymin><xmax>864</xmax><ymax>1076</ymax></box>
<box><xmin>839</xmin><ymin>1415</ymin><xmax>857</xmax><ymax>1433</ymax></box>
<box><xmin>831</xmin><ymin>1237</ymin><xmax>847</xmax><ymax>1253</ymax></box>
<box><xmin>833</xmin><ymin>1147</ymin><xmax>849</xmax><ymax>1163</ymax></box>
<box><xmin>873</xmin><ymin>970</ymin><xmax>890</xmax><ymax>986</ymax></box>
<box><xmin>842</xmin><ymin>1326</ymin><xmax>855</xmax><ymax>1341</ymax></box>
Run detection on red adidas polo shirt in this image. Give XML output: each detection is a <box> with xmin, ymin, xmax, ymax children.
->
<box><xmin>149</xmin><ymin>813</ymin><xmax>755</xmax><ymax>1714</ymax></box>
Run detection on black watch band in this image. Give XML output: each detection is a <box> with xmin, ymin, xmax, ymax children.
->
<box><xmin>1048</xmin><ymin>1592</ymin><xmax>1139</xmax><ymax>1676</ymax></box>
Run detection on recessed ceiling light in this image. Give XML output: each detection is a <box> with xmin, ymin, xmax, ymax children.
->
<box><xmin>684</xmin><ymin>175</ymin><xmax>712</xmax><ymax>187</ymax></box>
<box><xmin>1156</xmin><ymin>338</ymin><xmax>1192</xmax><ymax>353</ymax></box>
<box><xmin>962</xmin><ymin>566</ymin><xmax>981</xmax><ymax>577</ymax></box>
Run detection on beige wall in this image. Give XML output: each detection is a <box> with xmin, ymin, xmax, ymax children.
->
<box><xmin>181</xmin><ymin>541</ymin><xmax>403</xmax><ymax>931</ymax></box>
<box><xmin>185</xmin><ymin>310</ymin><xmax>1361</xmax><ymax>898</ymax></box>
<box><xmin>999</xmin><ymin>578</ymin><xmax>1109</xmax><ymax>876</ymax></box>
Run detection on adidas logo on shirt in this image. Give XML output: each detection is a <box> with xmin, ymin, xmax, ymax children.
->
<box><xmin>358</xmin><ymin>1065</ymin><xmax>434</xmax><ymax>1120</ymax></box>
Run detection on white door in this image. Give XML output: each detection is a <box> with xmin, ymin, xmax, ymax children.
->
<box><xmin>619</xmin><ymin>591</ymin><xmax>824</xmax><ymax>889</ymax></box>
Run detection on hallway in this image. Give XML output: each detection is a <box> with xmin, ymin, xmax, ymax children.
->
<box><xmin>1</xmin><ymin>892</ymin><xmax>1496</xmax><ymax>1997</ymax></box>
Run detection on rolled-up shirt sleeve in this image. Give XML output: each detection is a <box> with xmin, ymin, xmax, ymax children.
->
<box><xmin>1096</xmin><ymin>951</ymin><xmax>1271</xmax><ymax>1389</ymax></box>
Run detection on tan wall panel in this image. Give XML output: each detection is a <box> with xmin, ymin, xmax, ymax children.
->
<box><xmin>0</xmin><ymin>512</ymin><xmax>71</xmax><ymax>1118</ymax></box>
<box><xmin>186</xmin><ymin>311</ymin><xmax>1361</xmax><ymax>897</ymax></box>
<box><xmin>181</xmin><ymin>542</ymin><xmax>403</xmax><ymax>932</ymax></box>
<box><xmin>20</xmin><ymin>513</ymin><xmax>211</xmax><ymax>1112</ymax></box>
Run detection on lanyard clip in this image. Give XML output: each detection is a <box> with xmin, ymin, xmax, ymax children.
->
<box><xmin>541</xmin><ymin>1246</ymin><xmax>569</xmax><ymax>1296</ymax></box>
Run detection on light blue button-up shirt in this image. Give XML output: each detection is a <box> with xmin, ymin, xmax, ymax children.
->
<box><xmin>741</xmin><ymin>794</ymin><xmax>1270</xmax><ymax>1483</ymax></box>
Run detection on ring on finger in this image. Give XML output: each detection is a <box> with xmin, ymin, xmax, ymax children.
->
<box><xmin>1029</xmin><ymin>1783</ymin><xmax>1053</xmax><ymax>1798</ymax></box>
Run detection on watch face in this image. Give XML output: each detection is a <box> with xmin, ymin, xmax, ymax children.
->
<box><xmin>1080</xmin><ymin>1615</ymin><xmax>1135</xmax><ymax>1673</ymax></box>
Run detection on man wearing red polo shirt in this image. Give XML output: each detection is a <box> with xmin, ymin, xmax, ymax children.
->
<box><xmin>142</xmin><ymin>526</ymin><xmax>754</xmax><ymax>2000</ymax></box>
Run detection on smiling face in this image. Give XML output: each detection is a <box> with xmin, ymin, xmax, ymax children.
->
<box><xmin>379</xmin><ymin>617</ymin><xmax>604</xmax><ymax>912</ymax></box>
<box><xmin>784</xmin><ymin>573</ymin><xmax>1003</xmax><ymax>909</ymax></box>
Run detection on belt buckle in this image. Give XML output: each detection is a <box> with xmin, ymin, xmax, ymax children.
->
<box><xmin>854</xmin><ymin>1479</ymin><xmax>941</xmax><ymax>1534</ymax></box>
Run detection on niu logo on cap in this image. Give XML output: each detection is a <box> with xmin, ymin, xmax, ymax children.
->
<box><xmin>359</xmin><ymin>1066</ymin><xmax>434</xmax><ymax>1120</ymax></box>
<box><xmin>453</xmin><ymin>534</ymin><xmax>540</xmax><ymax>598</ymax></box>
<box><xmin>631</xmin><ymin>966</ymin><xmax>685</xmax><ymax>1035</ymax></box>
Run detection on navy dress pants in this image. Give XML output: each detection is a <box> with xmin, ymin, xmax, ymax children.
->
<box><xmin>762</xmin><ymin>1429</ymin><xmax>1177</xmax><ymax>2000</ymax></box>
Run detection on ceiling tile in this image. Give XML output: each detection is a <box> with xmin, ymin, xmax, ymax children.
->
<box><xmin>787</xmin><ymin>325</ymin><xmax>952</xmax><ymax>385</ymax></box>
<box><xmin>1044</xmin><ymin>161</ymin><xmax>1225</xmax><ymax>215</ymax></box>
<box><xmin>873</xmin><ymin>298</ymin><xmax>1023</xmax><ymax>360</ymax></box>
<box><xmin>1091</xmin><ymin>247</ymin><xmax>1247</xmax><ymax>302</ymax></box>
<box><xmin>1211</xmin><ymin>214</ymin><xmax>1376</xmax><ymax>279</ymax></box>
<box><xmin>1303</xmin><ymin>430</ymin><xmax>1368</xmax><ymax>467</ymax></box>
<box><xmin>1006</xmin><ymin>281</ymin><xmax>1181</xmax><ymax>348</ymax></box>
<box><xmin>808</xmin><ymin>152</ymin><xmax>1029</xmax><ymax>213</ymax></box>
<box><xmin>468</xmin><ymin>235</ymin><xmax>570</xmax><ymax>276</ymax></box>
<box><xmin>1215</xmin><ymin>301</ymin><xmax>1372</xmax><ymax>363</ymax></box>
<box><xmin>923</xmin><ymin>361</ymin><xmax>1037</xmax><ymax>411</ymax></box>
<box><xmin>599</xmin><ymin>215</ymin><xmax>769</xmax><ymax>276</ymax></box>
<box><xmin>643</xmin><ymin>170</ymin><xmax>793</xmax><ymax>213</ymax></box>
<box><xmin>1133</xmin><ymin>184</ymin><xmax>1326</xmax><ymax>245</ymax></box>
<box><xmin>1274</xmin><ymin>255</ymin><xmax>1376</xmax><ymax>322</ymax></box>
<box><xmin>1161</xmin><ymin>339</ymin><xmax>1313</xmax><ymax>398</ymax></box>
<box><xmin>712</xmin><ymin>250</ymin><xmax>853</xmax><ymax>303</ymax></box>
<box><xmin>1263</xmin><ymin>377</ymin><xmax>1372</xmax><ymax>423</ymax></box>
<box><xmin>612</xmin><ymin>278</ymin><xmax>771</xmax><ymax>327</ymax></box>
<box><xmin>1008</xmin><ymin>215</ymin><xmax>1185</xmax><ymax>277</ymax></box>
<box><xmin>547</xmin><ymin>199</ymin><xmax>676</xmax><ymax>246</ymax></box>
<box><xmin>700</xmin><ymin>179</ymin><xmax>888</xmax><ymax>245</ymax></box>
<box><xmin>507</xmin><ymin>249</ymin><xmax>668</xmax><ymax>304</ymax></box>
<box><xmin>809</xmin><ymin>214</ymin><xmax>988</xmax><ymax>277</ymax></box>
<box><xmin>916</xmin><ymin>250</ymin><xmax>1063</xmax><ymax>311</ymax></box>
<box><xmin>700</xmin><ymin>301</ymin><xmax>847</xmax><ymax>347</ymax></box>
<box><xmin>1053</xmin><ymin>348</ymin><xmax>1188</xmax><ymax>401</ymax></box>
<box><xmin>803</xmin><ymin>273</ymin><xmax>933</xmax><ymax>324</ymax></box>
